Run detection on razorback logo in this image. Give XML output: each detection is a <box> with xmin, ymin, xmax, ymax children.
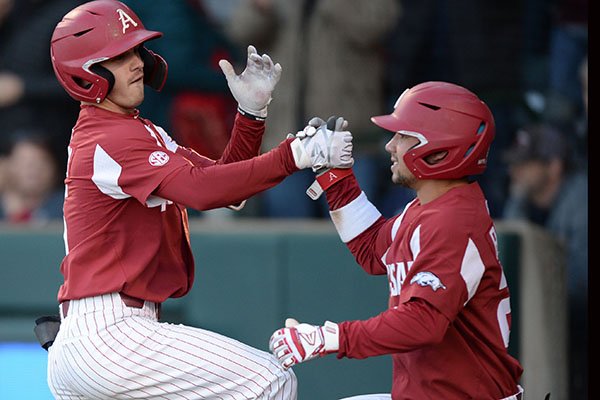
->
<box><xmin>410</xmin><ymin>271</ymin><xmax>447</xmax><ymax>291</ymax></box>
<box><xmin>328</xmin><ymin>171</ymin><xmax>338</xmax><ymax>181</ymax></box>
<box><xmin>116</xmin><ymin>9</ymin><xmax>138</xmax><ymax>34</ymax></box>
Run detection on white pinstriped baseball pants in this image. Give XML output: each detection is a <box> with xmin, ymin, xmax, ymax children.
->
<box><xmin>47</xmin><ymin>293</ymin><xmax>297</xmax><ymax>400</ymax></box>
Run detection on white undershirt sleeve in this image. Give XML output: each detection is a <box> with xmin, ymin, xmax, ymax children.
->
<box><xmin>329</xmin><ymin>192</ymin><xmax>382</xmax><ymax>243</ymax></box>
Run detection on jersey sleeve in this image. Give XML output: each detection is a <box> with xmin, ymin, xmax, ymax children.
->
<box><xmin>92</xmin><ymin>123</ymin><xmax>196</xmax><ymax>205</ymax></box>
<box><xmin>398</xmin><ymin>218</ymin><xmax>474</xmax><ymax>322</ymax></box>
<box><xmin>337</xmin><ymin>297</ymin><xmax>450</xmax><ymax>359</ymax></box>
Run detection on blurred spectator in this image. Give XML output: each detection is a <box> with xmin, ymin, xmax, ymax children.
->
<box><xmin>502</xmin><ymin>123</ymin><xmax>588</xmax><ymax>400</ymax></box>
<box><xmin>0</xmin><ymin>0</ymin><xmax>83</xmax><ymax>169</ymax></box>
<box><xmin>543</xmin><ymin>0</ymin><xmax>587</xmax><ymax>126</ymax></box>
<box><xmin>383</xmin><ymin>0</ymin><xmax>524</xmax><ymax>218</ymax></box>
<box><xmin>0</xmin><ymin>132</ymin><xmax>64</xmax><ymax>225</ymax></box>
<box><xmin>123</xmin><ymin>0</ymin><xmax>242</xmax><ymax>160</ymax></box>
<box><xmin>0</xmin><ymin>0</ymin><xmax>12</xmax><ymax>24</ymax></box>
<box><xmin>226</xmin><ymin>0</ymin><xmax>400</xmax><ymax>218</ymax></box>
<box><xmin>579</xmin><ymin>55</ymin><xmax>587</xmax><ymax>116</ymax></box>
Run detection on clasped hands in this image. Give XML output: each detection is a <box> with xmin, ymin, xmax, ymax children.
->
<box><xmin>289</xmin><ymin>115</ymin><xmax>354</xmax><ymax>172</ymax></box>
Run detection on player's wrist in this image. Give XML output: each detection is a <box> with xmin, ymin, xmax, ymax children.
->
<box><xmin>306</xmin><ymin>168</ymin><xmax>354</xmax><ymax>200</ymax></box>
<box><xmin>321</xmin><ymin>321</ymin><xmax>339</xmax><ymax>354</ymax></box>
<box><xmin>237</xmin><ymin>106</ymin><xmax>267</xmax><ymax>121</ymax></box>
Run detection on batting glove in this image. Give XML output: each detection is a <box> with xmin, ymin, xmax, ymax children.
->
<box><xmin>219</xmin><ymin>45</ymin><xmax>282</xmax><ymax>120</ymax></box>
<box><xmin>269</xmin><ymin>318</ymin><xmax>339</xmax><ymax>369</ymax></box>
<box><xmin>288</xmin><ymin>116</ymin><xmax>354</xmax><ymax>171</ymax></box>
<box><xmin>296</xmin><ymin>116</ymin><xmax>355</xmax><ymax>199</ymax></box>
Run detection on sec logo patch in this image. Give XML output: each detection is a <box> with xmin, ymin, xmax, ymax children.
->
<box><xmin>149</xmin><ymin>151</ymin><xmax>169</xmax><ymax>166</ymax></box>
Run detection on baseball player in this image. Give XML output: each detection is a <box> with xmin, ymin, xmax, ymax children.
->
<box><xmin>270</xmin><ymin>82</ymin><xmax>524</xmax><ymax>399</ymax></box>
<box><xmin>46</xmin><ymin>1</ymin><xmax>353</xmax><ymax>399</ymax></box>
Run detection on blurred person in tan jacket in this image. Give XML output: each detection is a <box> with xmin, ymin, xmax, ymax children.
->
<box><xmin>226</xmin><ymin>0</ymin><xmax>400</xmax><ymax>217</ymax></box>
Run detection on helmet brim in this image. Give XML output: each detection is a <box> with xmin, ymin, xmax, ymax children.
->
<box><xmin>370</xmin><ymin>114</ymin><xmax>402</xmax><ymax>133</ymax></box>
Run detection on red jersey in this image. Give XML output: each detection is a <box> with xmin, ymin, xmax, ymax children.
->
<box><xmin>59</xmin><ymin>105</ymin><xmax>296</xmax><ymax>303</ymax></box>
<box><xmin>327</xmin><ymin>176</ymin><xmax>523</xmax><ymax>399</ymax></box>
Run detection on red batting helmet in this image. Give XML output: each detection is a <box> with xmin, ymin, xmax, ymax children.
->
<box><xmin>50</xmin><ymin>0</ymin><xmax>167</xmax><ymax>103</ymax></box>
<box><xmin>372</xmin><ymin>81</ymin><xmax>495</xmax><ymax>179</ymax></box>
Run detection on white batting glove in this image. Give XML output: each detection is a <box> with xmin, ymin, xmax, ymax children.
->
<box><xmin>288</xmin><ymin>116</ymin><xmax>354</xmax><ymax>171</ymax></box>
<box><xmin>269</xmin><ymin>318</ymin><xmax>339</xmax><ymax>369</ymax></box>
<box><xmin>219</xmin><ymin>45</ymin><xmax>282</xmax><ymax>119</ymax></box>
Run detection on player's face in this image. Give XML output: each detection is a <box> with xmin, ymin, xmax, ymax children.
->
<box><xmin>384</xmin><ymin>132</ymin><xmax>420</xmax><ymax>188</ymax></box>
<box><xmin>99</xmin><ymin>47</ymin><xmax>145</xmax><ymax>113</ymax></box>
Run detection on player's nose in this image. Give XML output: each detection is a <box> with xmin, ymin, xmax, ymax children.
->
<box><xmin>131</xmin><ymin>50</ymin><xmax>144</xmax><ymax>70</ymax></box>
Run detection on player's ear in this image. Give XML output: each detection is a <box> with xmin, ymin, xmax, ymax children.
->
<box><xmin>425</xmin><ymin>151</ymin><xmax>448</xmax><ymax>165</ymax></box>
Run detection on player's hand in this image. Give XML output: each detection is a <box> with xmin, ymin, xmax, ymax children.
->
<box><xmin>288</xmin><ymin>116</ymin><xmax>354</xmax><ymax>171</ymax></box>
<box><xmin>219</xmin><ymin>45</ymin><xmax>282</xmax><ymax>119</ymax></box>
<box><xmin>269</xmin><ymin>318</ymin><xmax>339</xmax><ymax>369</ymax></box>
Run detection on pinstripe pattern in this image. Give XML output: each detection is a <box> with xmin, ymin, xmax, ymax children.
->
<box><xmin>48</xmin><ymin>293</ymin><xmax>297</xmax><ymax>399</ymax></box>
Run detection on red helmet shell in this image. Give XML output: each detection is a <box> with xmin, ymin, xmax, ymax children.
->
<box><xmin>50</xmin><ymin>0</ymin><xmax>162</xmax><ymax>103</ymax></box>
<box><xmin>371</xmin><ymin>81</ymin><xmax>495</xmax><ymax>179</ymax></box>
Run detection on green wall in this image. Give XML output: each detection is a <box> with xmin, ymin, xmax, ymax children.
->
<box><xmin>0</xmin><ymin>223</ymin><xmax>520</xmax><ymax>399</ymax></box>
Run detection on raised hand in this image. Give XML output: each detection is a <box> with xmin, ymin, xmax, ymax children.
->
<box><xmin>219</xmin><ymin>45</ymin><xmax>282</xmax><ymax>119</ymax></box>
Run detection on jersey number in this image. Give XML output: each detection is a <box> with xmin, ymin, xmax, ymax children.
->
<box><xmin>497</xmin><ymin>297</ymin><xmax>511</xmax><ymax>348</ymax></box>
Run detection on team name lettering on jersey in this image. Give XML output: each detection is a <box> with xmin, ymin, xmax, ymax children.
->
<box><xmin>385</xmin><ymin>260</ymin><xmax>413</xmax><ymax>296</ymax></box>
<box><xmin>116</xmin><ymin>9</ymin><xmax>138</xmax><ymax>33</ymax></box>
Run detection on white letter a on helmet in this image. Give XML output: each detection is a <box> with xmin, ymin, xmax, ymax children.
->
<box><xmin>116</xmin><ymin>9</ymin><xmax>138</xmax><ymax>34</ymax></box>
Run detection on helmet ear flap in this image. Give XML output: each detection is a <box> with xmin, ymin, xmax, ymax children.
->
<box><xmin>89</xmin><ymin>64</ymin><xmax>115</xmax><ymax>102</ymax></box>
<box><xmin>139</xmin><ymin>46</ymin><xmax>168</xmax><ymax>91</ymax></box>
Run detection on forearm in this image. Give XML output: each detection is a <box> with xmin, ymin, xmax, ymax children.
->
<box><xmin>219</xmin><ymin>113</ymin><xmax>265</xmax><ymax>163</ymax></box>
<box><xmin>174</xmin><ymin>113</ymin><xmax>264</xmax><ymax>167</ymax></box>
<box><xmin>337</xmin><ymin>298</ymin><xmax>450</xmax><ymax>359</ymax></box>
<box><xmin>326</xmin><ymin>174</ymin><xmax>387</xmax><ymax>275</ymax></box>
<box><xmin>156</xmin><ymin>139</ymin><xmax>297</xmax><ymax>210</ymax></box>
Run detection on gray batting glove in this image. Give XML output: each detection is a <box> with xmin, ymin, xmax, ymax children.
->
<box><xmin>219</xmin><ymin>45</ymin><xmax>282</xmax><ymax>119</ymax></box>
<box><xmin>289</xmin><ymin>116</ymin><xmax>354</xmax><ymax>171</ymax></box>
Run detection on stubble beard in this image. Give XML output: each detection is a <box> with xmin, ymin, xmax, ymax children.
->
<box><xmin>393</xmin><ymin>172</ymin><xmax>417</xmax><ymax>190</ymax></box>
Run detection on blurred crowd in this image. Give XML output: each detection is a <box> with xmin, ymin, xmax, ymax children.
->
<box><xmin>0</xmin><ymin>0</ymin><xmax>587</xmax><ymax>396</ymax></box>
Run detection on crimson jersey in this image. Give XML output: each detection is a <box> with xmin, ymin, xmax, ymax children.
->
<box><xmin>327</xmin><ymin>176</ymin><xmax>523</xmax><ymax>399</ymax></box>
<box><xmin>59</xmin><ymin>105</ymin><xmax>296</xmax><ymax>303</ymax></box>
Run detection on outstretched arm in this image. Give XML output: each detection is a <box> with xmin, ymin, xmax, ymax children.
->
<box><xmin>269</xmin><ymin>298</ymin><xmax>449</xmax><ymax>368</ymax></box>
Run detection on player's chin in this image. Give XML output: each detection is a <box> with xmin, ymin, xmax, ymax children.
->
<box><xmin>392</xmin><ymin>172</ymin><xmax>416</xmax><ymax>189</ymax></box>
<box><xmin>129</xmin><ymin>91</ymin><xmax>144</xmax><ymax>108</ymax></box>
